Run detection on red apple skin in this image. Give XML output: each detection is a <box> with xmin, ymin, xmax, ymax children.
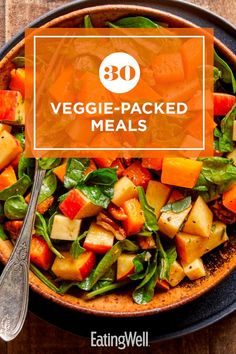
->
<box><xmin>214</xmin><ymin>93</ymin><xmax>236</xmax><ymax>116</ymax></box>
<box><xmin>117</xmin><ymin>265</ymin><xmax>135</xmax><ymax>281</ymax></box>
<box><xmin>83</xmin><ymin>242</ymin><xmax>112</xmax><ymax>255</ymax></box>
<box><xmin>156</xmin><ymin>279</ymin><xmax>170</xmax><ymax>291</ymax></box>
<box><xmin>30</xmin><ymin>235</ymin><xmax>55</xmax><ymax>271</ymax></box>
<box><xmin>0</xmin><ymin>90</ymin><xmax>22</xmax><ymax>121</ymax></box>
<box><xmin>59</xmin><ymin>189</ymin><xmax>86</xmax><ymax>219</ymax></box>
<box><xmin>117</xmin><ymin>254</ymin><xmax>136</xmax><ymax>281</ymax></box>
<box><xmin>79</xmin><ymin>251</ymin><xmax>96</xmax><ymax>279</ymax></box>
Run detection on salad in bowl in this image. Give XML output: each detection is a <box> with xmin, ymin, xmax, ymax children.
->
<box><xmin>0</xmin><ymin>6</ymin><xmax>235</xmax><ymax>315</ymax></box>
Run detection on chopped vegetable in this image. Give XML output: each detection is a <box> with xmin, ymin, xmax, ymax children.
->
<box><xmin>161</xmin><ymin>157</ymin><xmax>203</xmax><ymax>188</ymax></box>
<box><xmin>30</xmin><ymin>235</ymin><xmax>55</xmax><ymax>271</ymax></box>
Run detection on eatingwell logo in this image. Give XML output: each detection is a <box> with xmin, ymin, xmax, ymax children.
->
<box><xmin>90</xmin><ymin>331</ymin><xmax>149</xmax><ymax>350</ymax></box>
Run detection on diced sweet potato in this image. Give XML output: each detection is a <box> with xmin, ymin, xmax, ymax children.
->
<box><xmin>122</xmin><ymin>198</ymin><xmax>145</xmax><ymax>236</ymax></box>
<box><xmin>30</xmin><ymin>235</ymin><xmax>55</xmax><ymax>271</ymax></box>
<box><xmin>0</xmin><ymin>166</ymin><xmax>17</xmax><ymax>191</ymax></box>
<box><xmin>4</xmin><ymin>220</ymin><xmax>23</xmax><ymax>240</ymax></box>
<box><xmin>123</xmin><ymin>161</ymin><xmax>152</xmax><ymax>189</ymax></box>
<box><xmin>161</xmin><ymin>157</ymin><xmax>202</xmax><ymax>188</ymax></box>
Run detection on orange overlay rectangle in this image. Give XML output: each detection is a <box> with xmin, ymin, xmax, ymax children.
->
<box><xmin>25</xmin><ymin>28</ymin><xmax>214</xmax><ymax>158</ymax></box>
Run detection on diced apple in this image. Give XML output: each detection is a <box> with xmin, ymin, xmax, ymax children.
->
<box><xmin>51</xmin><ymin>251</ymin><xmax>96</xmax><ymax>281</ymax></box>
<box><xmin>0</xmin><ymin>90</ymin><xmax>24</xmax><ymax>123</ymax></box>
<box><xmin>146</xmin><ymin>180</ymin><xmax>171</xmax><ymax>219</ymax></box>
<box><xmin>156</xmin><ymin>279</ymin><xmax>170</xmax><ymax>290</ymax></box>
<box><xmin>176</xmin><ymin>232</ymin><xmax>208</xmax><ymax>263</ymax></box>
<box><xmin>0</xmin><ymin>130</ymin><xmax>22</xmax><ymax>170</ymax></box>
<box><xmin>204</xmin><ymin>222</ymin><xmax>229</xmax><ymax>254</ymax></box>
<box><xmin>0</xmin><ymin>165</ymin><xmax>17</xmax><ymax>191</ymax></box>
<box><xmin>122</xmin><ymin>198</ymin><xmax>145</xmax><ymax>236</ymax></box>
<box><xmin>158</xmin><ymin>191</ymin><xmax>192</xmax><ymax>238</ymax></box>
<box><xmin>30</xmin><ymin>235</ymin><xmax>55</xmax><ymax>271</ymax></box>
<box><xmin>59</xmin><ymin>189</ymin><xmax>102</xmax><ymax>219</ymax></box>
<box><xmin>117</xmin><ymin>253</ymin><xmax>136</xmax><ymax>281</ymax></box>
<box><xmin>182</xmin><ymin>258</ymin><xmax>206</xmax><ymax>280</ymax></box>
<box><xmin>183</xmin><ymin>196</ymin><xmax>213</xmax><ymax>237</ymax></box>
<box><xmin>168</xmin><ymin>261</ymin><xmax>185</xmax><ymax>287</ymax></box>
<box><xmin>83</xmin><ymin>222</ymin><xmax>114</xmax><ymax>254</ymax></box>
<box><xmin>112</xmin><ymin>176</ymin><xmax>138</xmax><ymax>207</ymax></box>
<box><xmin>50</xmin><ymin>214</ymin><xmax>82</xmax><ymax>241</ymax></box>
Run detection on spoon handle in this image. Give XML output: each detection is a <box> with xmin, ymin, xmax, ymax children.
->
<box><xmin>0</xmin><ymin>163</ymin><xmax>45</xmax><ymax>341</ymax></box>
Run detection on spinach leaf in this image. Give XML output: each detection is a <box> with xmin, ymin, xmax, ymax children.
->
<box><xmin>84</xmin><ymin>280</ymin><xmax>130</xmax><ymax>300</ymax></box>
<box><xmin>0</xmin><ymin>175</ymin><xmax>31</xmax><ymax>201</ymax></box>
<box><xmin>38</xmin><ymin>172</ymin><xmax>57</xmax><ymax>204</ymax></box>
<box><xmin>47</xmin><ymin>212</ymin><xmax>57</xmax><ymax>234</ymax></box>
<box><xmin>156</xmin><ymin>237</ymin><xmax>177</xmax><ymax>280</ymax></box>
<box><xmin>79</xmin><ymin>242</ymin><xmax>123</xmax><ymax>291</ymax></box>
<box><xmin>70</xmin><ymin>231</ymin><xmax>87</xmax><ymax>259</ymax></box>
<box><xmin>77</xmin><ymin>168</ymin><xmax>118</xmax><ymax>208</ymax></box>
<box><xmin>0</xmin><ymin>203</ymin><xmax>4</xmax><ymax>219</ymax></box>
<box><xmin>18</xmin><ymin>156</ymin><xmax>35</xmax><ymax>179</ymax></box>
<box><xmin>64</xmin><ymin>158</ymin><xmax>90</xmax><ymax>189</ymax></box>
<box><xmin>12</xmin><ymin>56</ymin><xmax>25</xmax><ymax>68</ymax></box>
<box><xmin>122</xmin><ymin>239</ymin><xmax>139</xmax><ymax>252</ymax></box>
<box><xmin>214</xmin><ymin>50</ymin><xmax>236</xmax><ymax>93</ymax></box>
<box><xmin>30</xmin><ymin>264</ymin><xmax>61</xmax><ymax>293</ymax></box>
<box><xmin>38</xmin><ymin>158</ymin><xmax>61</xmax><ymax>170</ymax></box>
<box><xmin>35</xmin><ymin>212</ymin><xmax>63</xmax><ymax>258</ymax></box>
<box><xmin>14</xmin><ymin>132</ymin><xmax>25</xmax><ymax>149</ymax></box>
<box><xmin>84</xmin><ymin>15</ymin><xmax>93</xmax><ymax>28</ymax></box>
<box><xmin>4</xmin><ymin>195</ymin><xmax>28</xmax><ymax>220</ymax></box>
<box><xmin>137</xmin><ymin>186</ymin><xmax>158</xmax><ymax>233</ymax></box>
<box><xmin>0</xmin><ymin>225</ymin><xmax>8</xmax><ymax>241</ymax></box>
<box><xmin>214</xmin><ymin>104</ymin><xmax>236</xmax><ymax>152</ymax></box>
<box><xmin>129</xmin><ymin>251</ymin><xmax>151</xmax><ymax>281</ymax></box>
<box><xmin>132</xmin><ymin>252</ymin><xmax>158</xmax><ymax>304</ymax></box>
<box><xmin>213</xmin><ymin>66</ymin><xmax>221</xmax><ymax>84</ymax></box>
<box><xmin>84</xmin><ymin>168</ymin><xmax>118</xmax><ymax>186</ymax></box>
<box><xmin>161</xmin><ymin>196</ymin><xmax>192</xmax><ymax>213</ymax></box>
<box><xmin>194</xmin><ymin>157</ymin><xmax>236</xmax><ymax>201</ymax></box>
<box><xmin>78</xmin><ymin>184</ymin><xmax>113</xmax><ymax>208</ymax></box>
<box><xmin>107</xmin><ymin>16</ymin><xmax>161</xmax><ymax>28</ymax></box>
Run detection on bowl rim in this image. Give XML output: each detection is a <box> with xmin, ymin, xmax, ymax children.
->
<box><xmin>0</xmin><ymin>2</ymin><xmax>236</xmax><ymax>318</ymax></box>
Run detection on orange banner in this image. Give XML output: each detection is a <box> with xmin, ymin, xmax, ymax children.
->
<box><xmin>24</xmin><ymin>27</ymin><xmax>214</xmax><ymax>158</ymax></box>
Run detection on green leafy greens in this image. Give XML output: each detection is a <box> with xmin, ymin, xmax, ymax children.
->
<box><xmin>194</xmin><ymin>157</ymin><xmax>236</xmax><ymax>201</ymax></box>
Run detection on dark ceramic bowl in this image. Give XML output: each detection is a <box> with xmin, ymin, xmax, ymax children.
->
<box><xmin>0</xmin><ymin>4</ymin><xmax>235</xmax><ymax>317</ymax></box>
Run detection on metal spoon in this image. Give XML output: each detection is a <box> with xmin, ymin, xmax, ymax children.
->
<box><xmin>0</xmin><ymin>162</ymin><xmax>45</xmax><ymax>341</ymax></box>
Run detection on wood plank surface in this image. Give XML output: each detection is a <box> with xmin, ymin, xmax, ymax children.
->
<box><xmin>1</xmin><ymin>1</ymin><xmax>236</xmax><ymax>353</ymax></box>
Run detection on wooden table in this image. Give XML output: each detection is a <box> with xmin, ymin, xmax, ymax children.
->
<box><xmin>0</xmin><ymin>1</ymin><xmax>236</xmax><ymax>353</ymax></box>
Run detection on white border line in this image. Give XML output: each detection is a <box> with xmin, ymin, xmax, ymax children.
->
<box><xmin>33</xmin><ymin>35</ymin><xmax>205</xmax><ymax>151</ymax></box>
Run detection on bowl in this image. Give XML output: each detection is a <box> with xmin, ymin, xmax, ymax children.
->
<box><xmin>0</xmin><ymin>4</ymin><xmax>236</xmax><ymax>317</ymax></box>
